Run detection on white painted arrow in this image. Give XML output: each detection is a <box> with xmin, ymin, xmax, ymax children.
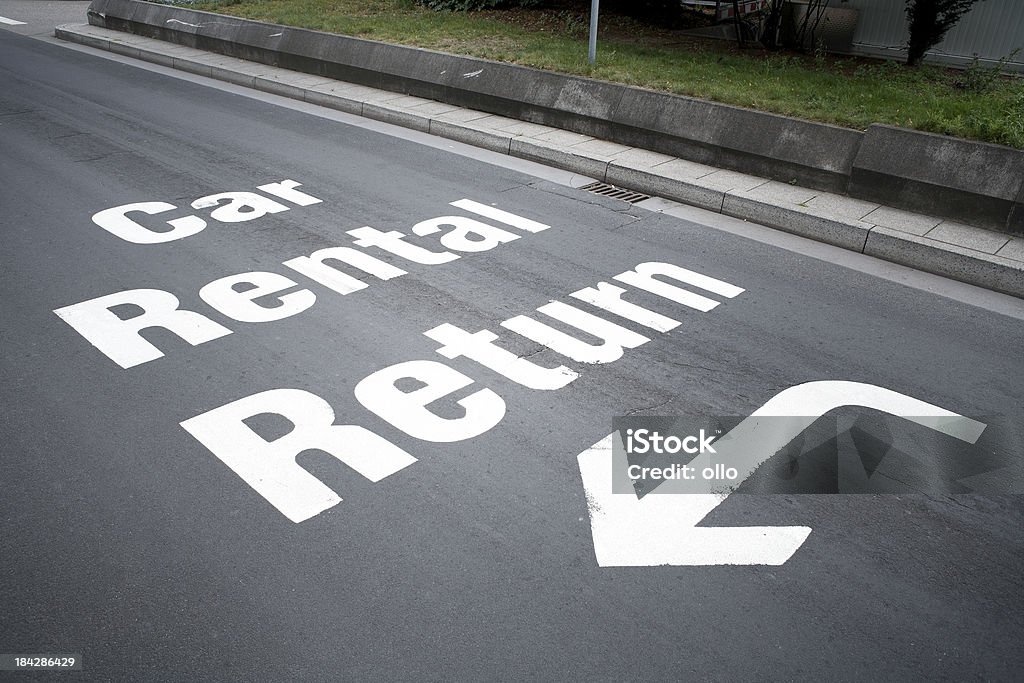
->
<box><xmin>579</xmin><ymin>432</ymin><xmax>812</xmax><ymax>566</ymax></box>
<box><xmin>577</xmin><ymin>381</ymin><xmax>986</xmax><ymax>567</ymax></box>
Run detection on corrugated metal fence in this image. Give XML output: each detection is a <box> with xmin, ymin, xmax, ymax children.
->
<box><xmin>841</xmin><ymin>0</ymin><xmax>1024</xmax><ymax>71</ymax></box>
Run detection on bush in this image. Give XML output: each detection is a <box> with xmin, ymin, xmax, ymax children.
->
<box><xmin>416</xmin><ymin>0</ymin><xmax>544</xmax><ymax>10</ymax></box>
<box><xmin>415</xmin><ymin>0</ymin><xmax>689</xmax><ymax>28</ymax></box>
<box><xmin>607</xmin><ymin>1</ymin><xmax>678</xmax><ymax>22</ymax></box>
<box><xmin>905</xmin><ymin>0</ymin><xmax>984</xmax><ymax>66</ymax></box>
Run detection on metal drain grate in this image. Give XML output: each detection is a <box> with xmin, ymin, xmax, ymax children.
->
<box><xmin>578</xmin><ymin>182</ymin><xmax>650</xmax><ymax>204</ymax></box>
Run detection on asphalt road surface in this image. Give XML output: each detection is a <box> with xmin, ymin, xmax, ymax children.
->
<box><xmin>0</xmin><ymin>1</ymin><xmax>91</xmax><ymax>37</ymax></box>
<box><xmin>2</xmin><ymin>27</ymin><xmax>1024</xmax><ymax>681</ymax></box>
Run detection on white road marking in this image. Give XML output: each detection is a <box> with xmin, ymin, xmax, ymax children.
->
<box><xmin>578</xmin><ymin>433</ymin><xmax>812</xmax><ymax>567</ymax></box>
<box><xmin>175</xmin><ymin>256</ymin><xmax>740</xmax><ymax>521</ymax></box>
<box><xmin>451</xmin><ymin>199</ymin><xmax>550</xmax><ymax>233</ymax></box>
<box><xmin>577</xmin><ymin>380</ymin><xmax>986</xmax><ymax>567</ymax></box>
<box><xmin>181</xmin><ymin>389</ymin><xmax>417</xmax><ymax>524</ymax></box>
<box><xmin>0</xmin><ymin>16</ymin><xmax>27</xmax><ymax>26</ymax></box>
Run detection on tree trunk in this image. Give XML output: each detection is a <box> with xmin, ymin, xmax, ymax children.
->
<box><xmin>906</xmin><ymin>1</ymin><xmax>939</xmax><ymax>66</ymax></box>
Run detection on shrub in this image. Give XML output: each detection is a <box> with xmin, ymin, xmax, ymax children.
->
<box><xmin>416</xmin><ymin>0</ymin><xmax>543</xmax><ymax>10</ymax></box>
<box><xmin>905</xmin><ymin>0</ymin><xmax>984</xmax><ymax>67</ymax></box>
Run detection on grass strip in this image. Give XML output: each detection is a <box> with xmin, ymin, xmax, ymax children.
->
<box><xmin>191</xmin><ymin>0</ymin><xmax>1024</xmax><ymax>148</ymax></box>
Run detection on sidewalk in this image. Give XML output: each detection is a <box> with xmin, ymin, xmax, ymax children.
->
<box><xmin>56</xmin><ymin>23</ymin><xmax>1024</xmax><ymax>299</ymax></box>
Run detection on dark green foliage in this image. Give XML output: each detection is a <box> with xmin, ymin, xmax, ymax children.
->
<box><xmin>953</xmin><ymin>48</ymin><xmax>1021</xmax><ymax>93</ymax></box>
<box><xmin>604</xmin><ymin>0</ymin><xmax>686</xmax><ymax>28</ymax></box>
<box><xmin>416</xmin><ymin>0</ymin><xmax>544</xmax><ymax>10</ymax></box>
<box><xmin>416</xmin><ymin>0</ymin><xmax>686</xmax><ymax>27</ymax></box>
<box><xmin>905</xmin><ymin>0</ymin><xmax>984</xmax><ymax>66</ymax></box>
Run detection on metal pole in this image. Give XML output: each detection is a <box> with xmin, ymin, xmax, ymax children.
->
<box><xmin>588</xmin><ymin>0</ymin><xmax>599</xmax><ymax>65</ymax></box>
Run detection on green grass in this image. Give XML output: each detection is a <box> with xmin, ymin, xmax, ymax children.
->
<box><xmin>190</xmin><ymin>0</ymin><xmax>1024</xmax><ymax>148</ymax></box>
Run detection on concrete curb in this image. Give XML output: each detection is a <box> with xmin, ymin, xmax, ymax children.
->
<box><xmin>864</xmin><ymin>228</ymin><xmax>1024</xmax><ymax>296</ymax></box>
<box><xmin>82</xmin><ymin>0</ymin><xmax>1024</xmax><ymax>236</ymax></box>
<box><xmin>851</xmin><ymin>125</ymin><xmax>1024</xmax><ymax>235</ymax></box>
<box><xmin>723</xmin><ymin>191</ymin><xmax>872</xmax><ymax>252</ymax></box>
<box><xmin>54</xmin><ymin>23</ymin><xmax>1024</xmax><ymax>299</ymax></box>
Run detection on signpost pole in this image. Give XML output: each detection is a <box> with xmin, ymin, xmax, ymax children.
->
<box><xmin>588</xmin><ymin>0</ymin><xmax>599</xmax><ymax>65</ymax></box>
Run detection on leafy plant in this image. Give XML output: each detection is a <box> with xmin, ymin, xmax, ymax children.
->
<box><xmin>954</xmin><ymin>48</ymin><xmax>1021</xmax><ymax>93</ymax></box>
<box><xmin>1008</xmin><ymin>89</ymin><xmax>1024</xmax><ymax>144</ymax></box>
<box><xmin>555</xmin><ymin>9</ymin><xmax>588</xmax><ymax>38</ymax></box>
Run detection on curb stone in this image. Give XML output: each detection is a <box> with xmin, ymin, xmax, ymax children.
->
<box><xmin>54</xmin><ymin>23</ymin><xmax>1024</xmax><ymax>300</ymax></box>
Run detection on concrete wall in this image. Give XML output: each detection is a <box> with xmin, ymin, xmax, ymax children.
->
<box><xmin>86</xmin><ymin>0</ymin><xmax>1024</xmax><ymax>235</ymax></box>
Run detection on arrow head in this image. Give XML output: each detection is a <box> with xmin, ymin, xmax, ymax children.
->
<box><xmin>578</xmin><ymin>435</ymin><xmax>811</xmax><ymax>567</ymax></box>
